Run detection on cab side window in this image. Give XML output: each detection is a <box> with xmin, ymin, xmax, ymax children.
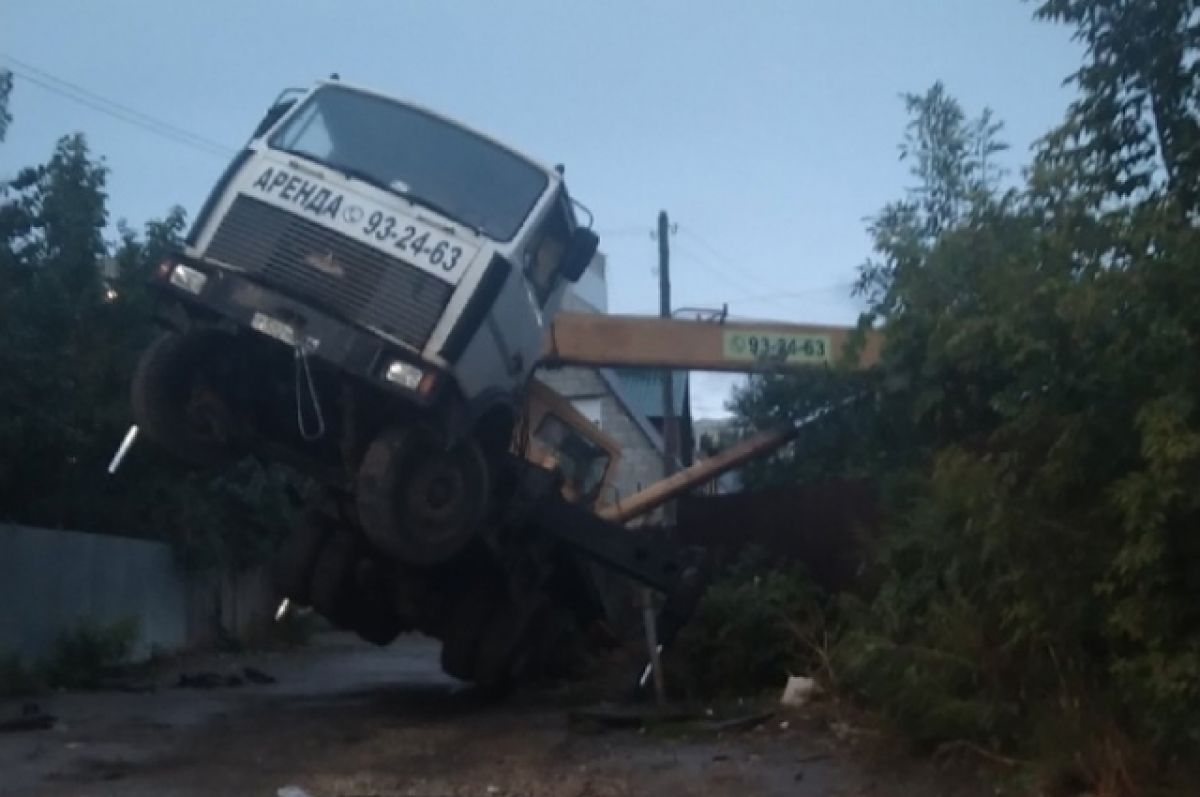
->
<box><xmin>524</xmin><ymin>195</ymin><xmax>569</xmax><ymax>305</ymax></box>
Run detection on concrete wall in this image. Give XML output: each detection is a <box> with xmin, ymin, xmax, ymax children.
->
<box><xmin>0</xmin><ymin>523</ymin><xmax>275</xmax><ymax>663</ymax></box>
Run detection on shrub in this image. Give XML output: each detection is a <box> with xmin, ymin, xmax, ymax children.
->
<box><xmin>668</xmin><ymin>550</ymin><xmax>829</xmax><ymax>699</ymax></box>
<box><xmin>0</xmin><ymin>651</ymin><xmax>42</xmax><ymax>698</ymax></box>
<box><xmin>42</xmin><ymin>617</ymin><xmax>139</xmax><ymax>690</ymax></box>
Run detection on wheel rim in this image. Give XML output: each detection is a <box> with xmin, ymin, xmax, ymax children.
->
<box><xmin>357</xmin><ymin>427</ymin><xmax>491</xmax><ymax>566</ymax></box>
<box><xmin>404</xmin><ymin>456</ymin><xmax>473</xmax><ymax>538</ymax></box>
<box><xmin>183</xmin><ymin>384</ymin><xmax>233</xmax><ymax>446</ymax></box>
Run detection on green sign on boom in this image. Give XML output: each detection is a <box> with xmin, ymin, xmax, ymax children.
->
<box><xmin>722</xmin><ymin>330</ymin><xmax>832</xmax><ymax>365</ymax></box>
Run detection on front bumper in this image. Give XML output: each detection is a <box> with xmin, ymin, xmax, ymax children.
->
<box><xmin>150</xmin><ymin>255</ymin><xmax>446</xmax><ymax>408</ymax></box>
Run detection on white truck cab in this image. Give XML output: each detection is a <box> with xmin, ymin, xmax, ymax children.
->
<box><xmin>136</xmin><ymin>80</ymin><xmax>598</xmax><ymax>564</ymax></box>
<box><xmin>182</xmin><ymin>79</ymin><xmax>596</xmax><ymax>414</ymax></box>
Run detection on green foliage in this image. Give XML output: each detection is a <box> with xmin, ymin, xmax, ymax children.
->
<box><xmin>41</xmin><ymin>617</ymin><xmax>139</xmax><ymax>690</ymax></box>
<box><xmin>669</xmin><ymin>550</ymin><xmax>828</xmax><ymax>698</ymax></box>
<box><xmin>0</xmin><ymin>117</ymin><xmax>299</xmax><ymax>569</ymax></box>
<box><xmin>734</xmin><ymin>7</ymin><xmax>1200</xmax><ymax>786</ymax></box>
<box><xmin>1034</xmin><ymin>0</ymin><xmax>1200</xmax><ymax>212</ymax></box>
<box><xmin>0</xmin><ymin>651</ymin><xmax>42</xmax><ymax>698</ymax></box>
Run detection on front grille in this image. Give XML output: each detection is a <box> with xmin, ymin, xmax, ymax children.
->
<box><xmin>205</xmin><ymin>196</ymin><xmax>453</xmax><ymax>349</ymax></box>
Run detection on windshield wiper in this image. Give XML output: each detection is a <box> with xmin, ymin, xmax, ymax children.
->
<box><xmin>323</xmin><ymin>159</ymin><xmax>483</xmax><ymax>237</ymax></box>
<box><xmin>323</xmin><ymin>159</ymin><xmax>398</xmax><ymax>199</ymax></box>
<box><xmin>400</xmin><ymin>193</ymin><xmax>483</xmax><ymax>237</ymax></box>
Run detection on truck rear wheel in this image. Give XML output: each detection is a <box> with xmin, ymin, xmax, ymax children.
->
<box><xmin>131</xmin><ymin>329</ymin><xmax>241</xmax><ymax>467</ymax></box>
<box><xmin>356</xmin><ymin>426</ymin><xmax>491</xmax><ymax>566</ymax></box>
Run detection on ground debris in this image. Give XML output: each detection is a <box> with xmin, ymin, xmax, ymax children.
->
<box><xmin>568</xmin><ymin>702</ymin><xmax>773</xmax><ymax>735</ymax></box>
<box><xmin>781</xmin><ymin>675</ymin><xmax>821</xmax><ymax>707</ymax></box>
<box><xmin>277</xmin><ymin>786</ymin><xmax>315</xmax><ymax>797</ymax></box>
<box><xmin>175</xmin><ymin>671</ymin><xmax>245</xmax><ymax>689</ymax></box>
<box><xmin>243</xmin><ymin>666</ymin><xmax>278</xmax><ymax>684</ymax></box>
<box><xmin>0</xmin><ymin>703</ymin><xmax>56</xmax><ymax>733</ymax></box>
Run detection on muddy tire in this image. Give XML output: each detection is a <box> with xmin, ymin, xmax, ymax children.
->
<box><xmin>516</xmin><ymin>603</ymin><xmax>582</xmax><ymax>683</ymax></box>
<box><xmin>357</xmin><ymin>427</ymin><xmax>491</xmax><ymax>566</ymax></box>
<box><xmin>343</xmin><ymin>558</ymin><xmax>406</xmax><ymax>646</ymax></box>
<box><xmin>474</xmin><ymin>596</ymin><xmax>546</xmax><ymax>689</ymax></box>
<box><xmin>440</xmin><ymin>586</ymin><xmax>499</xmax><ymax>681</ymax></box>
<box><xmin>131</xmin><ymin>329</ymin><xmax>241</xmax><ymax>467</ymax></box>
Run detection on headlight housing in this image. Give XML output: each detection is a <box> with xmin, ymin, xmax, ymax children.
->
<box><xmin>383</xmin><ymin>360</ymin><xmax>437</xmax><ymax>396</ymax></box>
<box><xmin>167</xmin><ymin>262</ymin><xmax>209</xmax><ymax>295</ymax></box>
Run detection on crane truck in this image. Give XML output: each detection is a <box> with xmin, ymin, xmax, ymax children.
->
<box><xmin>130</xmin><ymin>79</ymin><xmax>881</xmax><ymax>686</ymax></box>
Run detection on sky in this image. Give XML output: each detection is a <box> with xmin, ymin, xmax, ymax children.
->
<box><xmin>1</xmin><ymin>0</ymin><xmax>1082</xmax><ymax>417</ymax></box>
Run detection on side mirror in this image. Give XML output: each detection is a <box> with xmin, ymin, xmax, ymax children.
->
<box><xmin>561</xmin><ymin>228</ymin><xmax>599</xmax><ymax>283</ymax></box>
<box><xmin>251</xmin><ymin>100</ymin><xmax>296</xmax><ymax>140</ymax></box>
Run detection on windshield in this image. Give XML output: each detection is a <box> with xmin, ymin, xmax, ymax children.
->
<box><xmin>268</xmin><ymin>85</ymin><xmax>549</xmax><ymax>241</ymax></box>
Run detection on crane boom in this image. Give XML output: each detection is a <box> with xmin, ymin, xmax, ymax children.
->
<box><xmin>541</xmin><ymin>312</ymin><xmax>882</xmax><ymax>373</ymax></box>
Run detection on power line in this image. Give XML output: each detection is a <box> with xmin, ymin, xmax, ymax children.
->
<box><xmin>680</xmin><ymin>285</ymin><xmax>857</xmax><ymax>319</ymax></box>
<box><xmin>676</xmin><ymin>224</ymin><xmax>801</xmax><ymax>297</ymax></box>
<box><xmin>724</xmin><ymin>282</ymin><xmax>856</xmax><ymax>305</ymax></box>
<box><xmin>595</xmin><ymin>226</ymin><xmax>649</xmax><ymax>237</ymax></box>
<box><xmin>671</xmin><ymin>241</ymin><xmax>802</xmax><ymax>313</ymax></box>
<box><xmin>672</xmin><ymin>242</ymin><xmax>747</xmax><ymax>289</ymax></box>
<box><xmin>0</xmin><ymin>55</ymin><xmax>236</xmax><ymax>159</ymax></box>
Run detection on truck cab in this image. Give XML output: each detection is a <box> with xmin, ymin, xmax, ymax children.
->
<box><xmin>135</xmin><ymin>80</ymin><xmax>598</xmax><ymax>565</ymax></box>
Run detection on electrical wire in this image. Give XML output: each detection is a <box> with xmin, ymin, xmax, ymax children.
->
<box><xmin>595</xmin><ymin>226</ymin><xmax>651</xmax><ymax>237</ymax></box>
<box><xmin>676</xmin><ymin>223</ymin><xmax>803</xmax><ymax>298</ymax></box>
<box><xmin>0</xmin><ymin>55</ymin><xmax>236</xmax><ymax>159</ymax></box>
<box><xmin>721</xmin><ymin>282</ymin><xmax>856</xmax><ymax>305</ymax></box>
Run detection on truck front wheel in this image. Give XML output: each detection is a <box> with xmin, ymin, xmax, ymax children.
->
<box><xmin>356</xmin><ymin>426</ymin><xmax>490</xmax><ymax>566</ymax></box>
<box><xmin>131</xmin><ymin>329</ymin><xmax>242</xmax><ymax>467</ymax></box>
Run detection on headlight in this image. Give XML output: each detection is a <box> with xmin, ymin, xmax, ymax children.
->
<box><xmin>168</xmin><ymin>263</ymin><xmax>208</xmax><ymax>295</ymax></box>
<box><xmin>383</xmin><ymin>361</ymin><xmax>437</xmax><ymax>396</ymax></box>
<box><xmin>384</xmin><ymin>361</ymin><xmax>424</xmax><ymax>390</ymax></box>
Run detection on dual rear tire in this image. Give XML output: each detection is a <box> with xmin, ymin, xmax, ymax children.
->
<box><xmin>272</xmin><ymin>501</ymin><xmax>406</xmax><ymax>646</ymax></box>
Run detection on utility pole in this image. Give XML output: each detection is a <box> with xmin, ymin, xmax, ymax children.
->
<box><xmin>644</xmin><ymin>209</ymin><xmax>674</xmax><ymax>707</ymax></box>
<box><xmin>658</xmin><ymin>210</ymin><xmax>677</xmax><ymax>483</ymax></box>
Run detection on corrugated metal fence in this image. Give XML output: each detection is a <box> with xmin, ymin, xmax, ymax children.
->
<box><xmin>0</xmin><ymin>523</ymin><xmax>276</xmax><ymax>662</ymax></box>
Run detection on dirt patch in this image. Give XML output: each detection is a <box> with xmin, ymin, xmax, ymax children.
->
<box><xmin>0</xmin><ymin>634</ymin><xmax>998</xmax><ymax>797</ymax></box>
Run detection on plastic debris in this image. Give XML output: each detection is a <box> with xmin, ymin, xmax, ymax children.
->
<box><xmin>277</xmin><ymin>787</ymin><xmax>314</xmax><ymax>797</ymax></box>
<box><xmin>781</xmin><ymin>675</ymin><xmax>820</xmax><ymax>707</ymax></box>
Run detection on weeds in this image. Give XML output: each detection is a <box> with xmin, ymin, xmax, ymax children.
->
<box><xmin>667</xmin><ymin>549</ymin><xmax>830</xmax><ymax>699</ymax></box>
<box><xmin>0</xmin><ymin>651</ymin><xmax>42</xmax><ymax>697</ymax></box>
<box><xmin>39</xmin><ymin>617</ymin><xmax>139</xmax><ymax>691</ymax></box>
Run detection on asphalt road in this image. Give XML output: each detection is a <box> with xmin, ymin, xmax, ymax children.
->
<box><xmin>0</xmin><ymin>633</ymin><xmax>992</xmax><ymax>797</ymax></box>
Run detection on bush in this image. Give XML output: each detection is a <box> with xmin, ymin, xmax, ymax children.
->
<box><xmin>0</xmin><ymin>651</ymin><xmax>42</xmax><ymax>698</ymax></box>
<box><xmin>668</xmin><ymin>550</ymin><xmax>830</xmax><ymax>699</ymax></box>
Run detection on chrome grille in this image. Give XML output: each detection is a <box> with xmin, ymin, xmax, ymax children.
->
<box><xmin>205</xmin><ymin>196</ymin><xmax>453</xmax><ymax>348</ymax></box>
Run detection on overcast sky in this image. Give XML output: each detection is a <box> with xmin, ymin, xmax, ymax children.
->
<box><xmin>2</xmin><ymin>0</ymin><xmax>1082</xmax><ymax>417</ymax></box>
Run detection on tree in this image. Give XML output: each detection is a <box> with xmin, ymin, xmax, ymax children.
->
<box><xmin>731</xmin><ymin>85</ymin><xmax>1008</xmax><ymax>487</ymax></box>
<box><xmin>0</xmin><ymin>122</ymin><xmax>297</xmax><ymax>569</ymax></box>
<box><xmin>734</xmin><ymin>26</ymin><xmax>1200</xmax><ymax>782</ymax></box>
<box><xmin>856</xmin><ymin>82</ymin><xmax>1008</xmax><ymax>319</ymax></box>
<box><xmin>1034</xmin><ymin>0</ymin><xmax>1200</xmax><ymax>214</ymax></box>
